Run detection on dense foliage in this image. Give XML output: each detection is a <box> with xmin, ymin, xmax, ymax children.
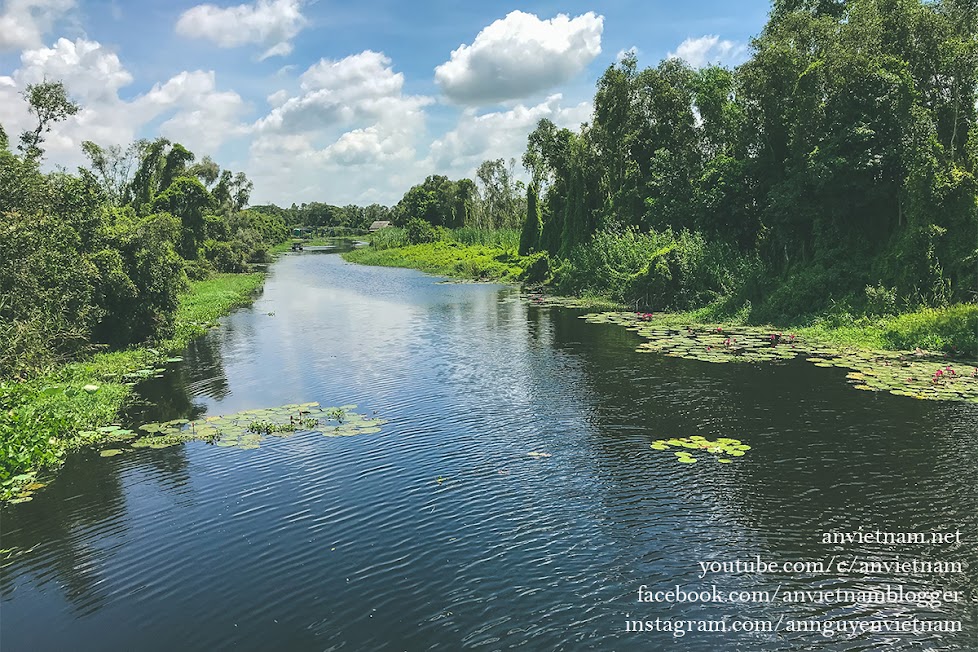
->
<box><xmin>371</xmin><ymin>1</ymin><xmax>974</xmax><ymax>329</ymax></box>
<box><xmin>0</xmin><ymin>85</ymin><xmax>289</xmax><ymax>379</ymax></box>
<box><xmin>519</xmin><ymin>0</ymin><xmax>976</xmax><ymax>321</ymax></box>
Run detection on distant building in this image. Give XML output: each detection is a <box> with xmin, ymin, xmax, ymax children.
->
<box><xmin>369</xmin><ymin>221</ymin><xmax>392</xmax><ymax>232</ymax></box>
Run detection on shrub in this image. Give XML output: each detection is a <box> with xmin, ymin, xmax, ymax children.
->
<box><xmin>864</xmin><ymin>283</ymin><xmax>898</xmax><ymax>316</ymax></box>
<box><xmin>204</xmin><ymin>240</ymin><xmax>248</xmax><ymax>273</ymax></box>
<box><xmin>552</xmin><ymin>227</ymin><xmax>737</xmax><ymax>310</ymax></box>
<box><xmin>406</xmin><ymin>218</ymin><xmax>438</xmax><ymax>244</ymax></box>
<box><xmin>882</xmin><ymin>304</ymin><xmax>978</xmax><ymax>356</ymax></box>
<box><xmin>520</xmin><ymin>252</ymin><xmax>551</xmax><ymax>284</ymax></box>
<box><xmin>370</xmin><ymin>227</ymin><xmax>408</xmax><ymax>249</ymax></box>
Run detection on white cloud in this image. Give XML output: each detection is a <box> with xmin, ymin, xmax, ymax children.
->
<box><xmin>0</xmin><ymin>0</ymin><xmax>74</xmax><ymax>52</ymax></box>
<box><xmin>0</xmin><ymin>22</ymin><xmax>600</xmax><ymax>210</ymax></box>
<box><xmin>245</xmin><ymin>50</ymin><xmax>432</xmax><ymax>205</ymax></box>
<box><xmin>668</xmin><ymin>35</ymin><xmax>747</xmax><ymax>68</ymax></box>
<box><xmin>435</xmin><ymin>10</ymin><xmax>602</xmax><ymax>105</ymax></box>
<box><xmin>266</xmin><ymin>89</ymin><xmax>288</xmax><ymax>107</ymax></box>
<box><xmin>138</xmin><ymin>70</ymin><xmax>249</xmax><ymax>152</ymax></box>
<box><xmin>175</xmin><ymin>0</ymin><xmax>305</xmax><ymax>60</ymax></box>
<box><xmin>426</xmin><ymin>94</ymin><xmax>592</xmax><ymax>179</ymax></box>
<box><xmin>253</xmin><ymin>50</ymin><xmax>430</xmax><ymax>135</ymax></box>
<box><xmin>17</xmin><ymin>36</ymin><xmax>132</xmax><ymax>101</ymax></box>
<box><xmin>0</xmin><ymin>38</ymin><xmax>246</xmax><ymax>164</ymax></box>
<box><xmin>244</xmin><ymin>51</ymin><xmax>596</xmax><ymax>205</ymax></box>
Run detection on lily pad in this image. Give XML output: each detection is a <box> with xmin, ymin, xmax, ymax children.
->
<box><xmin>653</xmin><ymin>436</ymin><xmax>753</xmax><ymax>465</ymax></box>
<box><xmin>581</xmin><ymin>311</ymin><xmax>978</xmax><ymax>403</ymax></box>
<box><xmin>100</xmin><ymin>449</ymin><xmax>124</xmax><ymax>457</ymax></box>
<box><xmin>125</xmin><ymin>402</ymin><xmax>389</xmax><ymax>451</ymax></box>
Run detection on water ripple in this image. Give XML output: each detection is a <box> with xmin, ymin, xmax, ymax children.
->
<box><xmin>2</xmin><ymin>253</ymin><xmax>976</xmax><ymax>651</ymax></box>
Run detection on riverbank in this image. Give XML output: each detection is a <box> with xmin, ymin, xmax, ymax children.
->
<box><xmin>0</xmin><ymin>272</ymin><xmax>265</xmax><ymax>502</ymax></box>
<box><xmin>342</xmin><ymin>240</ymin><xmax>528</xmax><ymax>282</ymax></box>
<box><xmin>342</xmin><ymin>239</ymin><xmax>978</xmax><ymax>358</ymax></box>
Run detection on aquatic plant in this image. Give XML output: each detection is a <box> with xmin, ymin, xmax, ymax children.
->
<box><xmin>650</xmin><ymin>437</ymin><xmax>751</xmax><ymax>465</ymax></box>
<box><xmin>582</xmin><ymin>312</ymin><xmax>978</xmax><ymax>403</ymax></box>
<box><xmin>248</xmin><ymin>420</ymin><xmax>296</xmax><ymax>434</ymax></box>
<box><xmin>117</xmin><ymin>403</ymin><xmax>388</xmax><ymax>453</ymax></box>
<box><xmin>2</xmin><ymin>471</ymin><xmax>46</xmax><ymax>503</ymax></box>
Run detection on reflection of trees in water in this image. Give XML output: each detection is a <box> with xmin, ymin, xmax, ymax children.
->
<box><xmin>121</xmin><ymin>333</ymin><xmax>237</xmax><ymax>482</ymax></box>
<box><xmin>546</xmin><ymin>308</ymin><xmax>978</xmax><ymax>632</ymax></box>
<box><xmin>0</xmin><ymin>325</ymin><xmax>239</xmax><ymax>616</ymax></box>
<box><xmin>182</xmin><ymin>334</ymin><xmax>231</xmax><ymax>401</ymax></box>
<box><xmin>0</xmin><ymin>450</ymin><xmax>127</xmax><ymax>616</ymax></box>
<box><xmin>125</xmin><ymin>333</ymin><xmax>231</xmax><ymax>425</ymax></box>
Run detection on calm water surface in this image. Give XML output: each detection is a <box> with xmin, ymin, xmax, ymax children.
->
<box><xmin>2</xmin><ymin>246</ymin><xmax>977</xmax><ymax>651</ymax></box>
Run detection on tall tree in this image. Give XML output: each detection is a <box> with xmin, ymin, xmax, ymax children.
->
<box><xmin>519</xmin><ymin>183</ymin><xmax>542</xmax><ymax>255</ymax></box>
<box><xmin>18</xmin><ymin>81</ymin><xmax>79</xmax><ymax>161</ymax></box>
<box><xmin>81</xmin><ymin>141</ymin><xmax>141</xmax><ymax>206</ymax></box>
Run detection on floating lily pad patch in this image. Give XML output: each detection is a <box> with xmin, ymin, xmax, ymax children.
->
<box><xmin>1</xmin><ymin>471</ymin><xmax>50</xmax><ymax>504</ymax></box>
<box><xmin>583</xmin><ymin>312</ymin><xmax>807</xmax><ymax>364</ymax></box>
<box><xmin>122</xmin><ymin>403</ymin><xmax>388</xmax><ymax>452</ymax></box>
<box><xmin>651</xmin><ymin>437</ymin><xmax>752</xmax><ymax>465</ymax></box>
<box><xmin>805</xmin><ymin>350</ymin><xmax>978</xmax><ymax>402</ymax></box>
<box><xmin>581</xmin><ymin>312</ymin><xmax>978</xmax><ymax>403</ymax></box>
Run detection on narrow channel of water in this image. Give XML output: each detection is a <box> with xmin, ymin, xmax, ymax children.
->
<box><xmin>2</xmin><ymin>246</ymin><xmax>976</xmax><ymax>650</ymax></box>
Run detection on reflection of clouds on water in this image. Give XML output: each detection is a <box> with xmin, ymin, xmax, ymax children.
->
<box><xmin>4</xmin><ymin>250</ymin><xmax>975</xmax><ymax>652</ymax></box>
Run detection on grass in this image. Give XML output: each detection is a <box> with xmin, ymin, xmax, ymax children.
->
<box><xmin>0</xmin><ymin>272</ymin><xmax>265</xmax><ymax>499</ymax></box>
<box><xmin>345</xmin><ymin>229</ymin><xmax>976</xmax><ymax>358</ymax></box>
<box><xmin>448</xmin><ymin>227</ymin><xmax>520</xmax><ymax>249</ymax></box>
<box><xmin>343</xmin><ymin>240</ymin><xmax>528</xmax><ymax>282</ymax></box>
<box><xmin>170</xmin><ymin>273</ymin><xmax>264</xmax><ymax>347</ymax></box>
<box><xmin>594</xmin><ymin>301</ymin><xmax>975</xmax><ymax>356</ymax></box>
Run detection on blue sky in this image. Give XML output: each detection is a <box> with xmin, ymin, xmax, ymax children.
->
<box><xmin>0</xmin><ymin>0</ymin><xmax>772</xmax><ymax>206</ymax></box>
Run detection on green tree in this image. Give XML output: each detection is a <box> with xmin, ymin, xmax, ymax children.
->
<box><xmin>81</xmin><ymin>140</ymin><xmax>141</xmax><ymax>206</ymax></box>
<box><xmin>126</xmin><ymin>138</ymin><xmax>170</xmax><ymax>212</ymax></box>
<box><xmin>18</xmin><ymin>81</ymin><xmax>79</xmax><ymax>161</ymax></box>
<box><xmin>151</xmin><ymin>176</ymin><xmax>214</xmax><ymax>258</ymax></box>
<box><xmin>519</xmin><ymin>182</ymin><xmax>542</xmax><ymax>255</ymax></box>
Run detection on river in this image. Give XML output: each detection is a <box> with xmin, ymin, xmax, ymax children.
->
<box><xmin>2</xmin><ymin>245</ymin><xmax>976</xmax><ymax>650</ymax></box>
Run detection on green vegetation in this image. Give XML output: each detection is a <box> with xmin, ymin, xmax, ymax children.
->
<box><xmin>343</xmin><ymin>226</ymin><xmax>529</xmax><ymax>282</ymax></box>
<box><xmin>345</xmin><ymin>239</ymin><xmax>527</xmax><ymax>282</ymax></box>
<box><xmin>583</xmin><ymin>309</ymin><xmax>978</xmax><ymax>402</ymax></box>
<box><xmin>0</xmin><ymin>403</ymin><xmax>387</xmax><ymax>503</ymax></box>
<box><xmin>170</xmin><ymin>273</ymin><xmax>264</xmax><ymax>346</ymax></box>
<box><xmin>1</xmin><ymin>78</ymin><xmax>282</xmax><ymax>497</ymax></box>
<box><xmin>649</xmin><ymin>437</ymin><xmax>752</xmax><ymax>465</ymax></box>
<box><xmin>252</xmin><ymin>202</ymin><xmax>388</xmax><ymax>232</ymax></box>
<box><xmin>348</xmin><ymin>0</ymin><xmax>976</xmax><ymax>360</ymax></box>
<box><xmin>85</xmin><ymin>403</ymin><xmax>386</xmax><ymax>459</ymax></box>
<box><xmin>1</xmin><ymin>83</ymin><xmax>287</xmax><ymax>380</ymax></box>
<box><xmin>0</xmin><ymin>273</ymin><xmax>264</xmax><ymax>500</ymax></box>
